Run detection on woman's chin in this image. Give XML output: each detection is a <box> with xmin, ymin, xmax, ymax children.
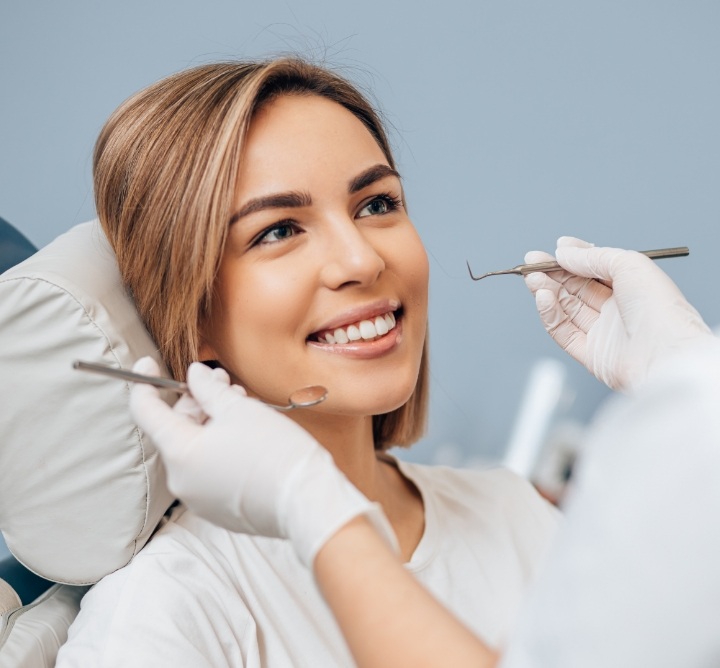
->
<box><xmin>315</xmin><ymin>386</ymin><xmax>416</xmax><ymax>418</ymax></box>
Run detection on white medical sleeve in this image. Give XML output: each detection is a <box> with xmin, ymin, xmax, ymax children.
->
<box><xmin>500</xmin><ymin>337</ymin><xmax>720</xmax><ymax>668</ymax></box>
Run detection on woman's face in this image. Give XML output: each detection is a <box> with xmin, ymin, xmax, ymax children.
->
<box><xmin>200</xmin><ymin>94</ymin><xmax>429</xmax><ymax>417</ymax></box>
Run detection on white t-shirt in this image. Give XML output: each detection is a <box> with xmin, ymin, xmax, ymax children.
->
<box><xmin>57</xmin><ymin>460</ymin><xmax>559</xmax><ymax>668</ymax></box>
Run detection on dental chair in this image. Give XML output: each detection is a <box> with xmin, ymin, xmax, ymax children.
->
<box><xmin>0</xmin><ymin>216</ymin><xmax>36</xmax><ymax>275</ymax></box>
<box><xmin>0</xmin><ymin>220</ymin><xmax>175</xmax><ymax>667</ymax></box>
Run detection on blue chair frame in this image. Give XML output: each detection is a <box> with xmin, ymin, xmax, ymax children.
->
<box><xmin>0</xmin><ymin>215</ymin><xmax>37</xmax><ymax>274</ymax></box>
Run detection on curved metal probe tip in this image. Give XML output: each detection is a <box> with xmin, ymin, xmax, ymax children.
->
<box><xmin>466</xmin><ymin>261</ymin><xmax>518</xmax><ymax>281</ymax></box>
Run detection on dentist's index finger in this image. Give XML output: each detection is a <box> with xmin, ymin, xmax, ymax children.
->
<box><xmin>555</xmin><ymin>244</ymin><xmax>628</xmax><ymax>282</ymax></box>
<box><xmin>184</xmin><ymin>362</ymin><xmax>248</xmax><ymax>419</ymax></box>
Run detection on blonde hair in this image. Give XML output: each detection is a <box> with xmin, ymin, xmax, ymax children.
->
<box><xmin>93</xmin><ymin>58</ymin><xmax>428</xmax><ymax>449</ymax></box>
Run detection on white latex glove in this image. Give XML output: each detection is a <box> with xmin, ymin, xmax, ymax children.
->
<box><xmin>129</xmin><ymin>357</ymin><xmax>398</xmax><ymax>567</ymax></box>
<box><xmin>523</xmin><ymin>236</ymin><xmax>712</xmax><ymax>391</ymax></box>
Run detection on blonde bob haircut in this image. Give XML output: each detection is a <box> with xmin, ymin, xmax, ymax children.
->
<box><xmin>93</xmin><ymin>57</ymin><xmax>428</xmax><ymax>450</ymax></box>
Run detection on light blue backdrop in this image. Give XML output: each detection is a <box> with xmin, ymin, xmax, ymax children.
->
<box><xmin>2</xmin><ymin>1</ymin><xmax>719</xmax><ymax>465</ymax></box>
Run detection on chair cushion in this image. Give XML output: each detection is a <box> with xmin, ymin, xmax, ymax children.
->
<box><xmin>0</xmin><ymin>221</ymin><xmax>174</xmax><ymax>584</ymax></box>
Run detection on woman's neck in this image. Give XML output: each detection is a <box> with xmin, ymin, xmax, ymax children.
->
<box><xmin>288</xmin><ymin>410</ymin><xmax>425</xmax><ymax>561</ymax></box>
<box><xmin>289</xmin><ymin>411</ymin><xmax>379</xmax><ymax>496</ymax></box>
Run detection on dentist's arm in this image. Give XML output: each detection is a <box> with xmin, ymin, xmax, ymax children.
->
<box><xmin>523</xmin><ymin>237</ymin><xmax>712</xmax><ymax>391</ymax></box>
<box><xmin>130</xmin><ymin>359</ymin><xmax>499</xmax><ymax>668</ymax></box>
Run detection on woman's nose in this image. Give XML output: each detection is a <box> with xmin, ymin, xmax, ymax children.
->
<box><xmin>319</xmin><ymin>221</ymin><xmax>386</xmax><ymax>290</ymax></box>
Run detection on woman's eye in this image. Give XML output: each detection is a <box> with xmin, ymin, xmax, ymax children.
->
<box><xmin>357</xmin><ymin>194</ymin><xmax>402</xmax><ymax>218</ymax></box>
<box><xmin>256</xmin><ymin>222</ymin><xmax>297</xmax><ymax>245</ymax></box>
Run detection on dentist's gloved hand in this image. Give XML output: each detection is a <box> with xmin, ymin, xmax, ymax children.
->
<box><xmin>524</xmin><ymin>236</ymin><xmax>712</xmax><ymax>391</ymax></box>
<box><xmin>129</xmin><ymin>357</ymin><xmax>398</xmax><ymax>567</ymax></box>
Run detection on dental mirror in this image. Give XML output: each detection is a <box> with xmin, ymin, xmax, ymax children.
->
<box><xmin>73</xmin><ymin>360</ymin><xmax>328</xmax><ymax>411</ymax></box>
<box><xmin>268</xmin><ymin>385</ymin><xmax>328</xmax><ymax>411</ymax></box>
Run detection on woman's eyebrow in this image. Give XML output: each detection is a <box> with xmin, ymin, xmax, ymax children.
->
<box><xmin>229</xmin><ymin>191</ymin><xmax>311</xmax><ymax>225</ymax></box>
<box><xmin>228</xmin><ymin>165</ymin><xmax>400</xmax><ymax>225</ymax></box>
<box><xmin>348</xmin><ymin>164</ymin><xmax>401</xmax><ymax>193</ymax></box>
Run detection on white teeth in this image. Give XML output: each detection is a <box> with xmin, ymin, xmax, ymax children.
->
<box><xmin>359</xmin><ymin>320</ymin><xmax>377</xmax><ymax>340</ymax></box>
<box><xmin>316</xmin><ymin>310</ymin><xmax>399</xmax><ymax>345</ymax></box>
<box><xmin>346</xmin><ymin>324</ymin><xmax>362</xmax><ymax>341</ymax></box>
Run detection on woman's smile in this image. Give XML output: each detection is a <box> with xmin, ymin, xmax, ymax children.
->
<box><xmin>307</xmin><ymin>299</ymin><xmax>402</xmax><ymax>358</ymax></box>
<box><xmin>311</xmin><ymin>310</ymin><xmax>396</xmax><ymax>345</ymax></box>
<box><xmin>199</xmin><ymin>94</ymin><xmax>429</xmax><ymax>419</ymax></box>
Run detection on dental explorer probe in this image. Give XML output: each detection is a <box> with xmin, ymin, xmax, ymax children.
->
<box><xmin>72</xmin><ymin>360</ymin><xmax>328</xmax><ymax>411</ymax></box>
<box><xmin>466</xmin><ymin>246</ymin><xmax>689</xmax><ymax>281</ymax></box>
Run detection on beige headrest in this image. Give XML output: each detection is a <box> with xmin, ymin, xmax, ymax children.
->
<box><xmin>0</xmin><ymin>221</ymin><xmax>174</xmax><ymax>584</ymax></box>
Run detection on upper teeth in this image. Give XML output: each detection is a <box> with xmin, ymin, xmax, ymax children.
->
<box><xmin>318</xmin><ymin>311</ymin><xmax>397</xmax><ymax>344</ymax></box>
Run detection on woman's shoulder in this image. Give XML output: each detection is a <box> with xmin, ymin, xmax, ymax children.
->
<box><xmin>396</xmin><ymin>458</ymin><xmax>540</xmax><ymax>499</ymax></box>
<box><xmin>57</xmin><ymin>508</ymin><xmax>262</xmax><ymax>666</ymax></box>
<box><xmin>396</xmin><ymin>459</ymin><xmax>561</xmax><ymax>534</ymax></box>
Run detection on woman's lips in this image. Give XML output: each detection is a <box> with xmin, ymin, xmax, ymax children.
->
<box><xmin>307</xmin><ymin>311</ymin><xmax>403</xmax><ymax>359</ymax></box>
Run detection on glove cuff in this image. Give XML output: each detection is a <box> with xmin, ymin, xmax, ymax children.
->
<box><xmin>282</xmin><ymin>449</ymin><xmax>399</xmax><ymax>568</ymax></box>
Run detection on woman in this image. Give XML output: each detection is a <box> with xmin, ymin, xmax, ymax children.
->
<box><xmin>57</xmin><ymin>59</ymin><xmax>558</xmax><ymax>666</ymax></box>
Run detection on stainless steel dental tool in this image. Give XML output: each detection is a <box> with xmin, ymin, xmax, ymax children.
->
<box><xmin>466</xmin><ymin>247</ymin><xmax>689</xmax><ymax>281</ymax></box>
<box><xmin>73</xmin><ymin>360</ymin><xmax>328</xmax><ymax>411</ymax></box>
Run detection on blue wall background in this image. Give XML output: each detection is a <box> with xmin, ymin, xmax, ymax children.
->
<box><xmin>2</xmin><ymin>1</ymin><xmax>719</xmax><ymax>466</ymax></box>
